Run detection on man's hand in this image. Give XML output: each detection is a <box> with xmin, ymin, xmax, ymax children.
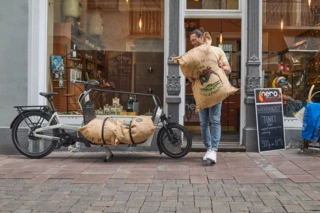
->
<box><xmin>187</xmin><ymin>77</ymin><xmax>195</xmax><ymax>86</ymax></box>
<box><xmin>218</xmin><ymin>60</ymin><xmax>231</xmax><ymax>75</ymax></box>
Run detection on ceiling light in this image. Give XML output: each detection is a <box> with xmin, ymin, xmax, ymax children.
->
<box><xmin>139</xmin><ymin>0</ymin><xmax>142</xmax><ymax>30</ymax></box>
<box><xmin>219</xmin><ymin>20</ymin><xmax>223</xmax><ymax>46</ymax></box>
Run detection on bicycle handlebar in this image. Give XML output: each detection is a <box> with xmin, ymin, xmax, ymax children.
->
<box><xmin>71</xmin><ymin>79</ymin><xmax>100</xmax><ymax>86</ymax></box>
<box><xmin>71</xmin><ymin>80</ymin><xmax>162</xmax><ymax>110</ymax></box>
<box><xmin>93</xmin><ymin>88</ymin><xmax>162</xmax><ymax>109</ymax></box>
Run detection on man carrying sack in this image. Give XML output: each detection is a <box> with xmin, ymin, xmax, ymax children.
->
<box><xmin>172</xmin><ymin>28</ymin><xmax>238</xmax><ymax>164</ymax></box>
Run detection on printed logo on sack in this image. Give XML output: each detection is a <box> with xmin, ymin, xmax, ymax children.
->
<box><xmin>257</xmin><ymin>89</ymin><xmax>282</xmax><ymax>103</ymax></box>
<box><xmin>135</xmin><ymin>118</ymin><xmax>143</xmax><ymax>122</ymax></box>
<box><xmin>198</xmin><ymin>66</ymin><xmax>223</xmax><ymax>96</ymax></box>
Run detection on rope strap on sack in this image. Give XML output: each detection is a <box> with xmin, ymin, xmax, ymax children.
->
<box><xmin>129</xmin><ymin>119</ymin><xmax>136</xmax><ymax>144</ymax></box>
<box><xmin>101</xmin><ymin>117</ymin><xmax>110</xmax><ymax>145</ymax></box>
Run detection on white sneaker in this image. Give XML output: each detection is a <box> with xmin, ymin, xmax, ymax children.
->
<box><xmin>206</xmin><ymin>151</ymin><xmax>217</xmax><ymax>164</ymax></box>
<box><xmin>202</xmin><ymin>150</ymin><xmax>211</xmax><ymax>161</ymax></box>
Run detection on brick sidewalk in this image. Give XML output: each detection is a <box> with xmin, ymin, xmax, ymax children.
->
<box><xmin>0</xmin><ymin>150</ymin><xmax>319</xmax><ymax>212</ymax></box>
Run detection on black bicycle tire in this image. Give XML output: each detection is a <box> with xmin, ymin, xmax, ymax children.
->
<box><xmin>11</xmin><ymin>111</ymin><xmax>58</xmax><ymax>159</ymax></box>
<box><xmin>157</xmin><ymin>123</ymin><xmax>192</xmax><ymax>158</ymax></box>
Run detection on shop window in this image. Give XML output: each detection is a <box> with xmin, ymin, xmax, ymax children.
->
<box><xmin>47</xmin><ymin>0</ymin><xmax>164</xmax><ymax>115</ymax></box>
<box><xmin>262</xmin><ymin>0</ymin><xmax>320</xmax><ymax>118</ymax></box>
<box><xmin>186</xmin><ymin>0</ymin><xmax>239</xmax><ymax>10</ymax></box>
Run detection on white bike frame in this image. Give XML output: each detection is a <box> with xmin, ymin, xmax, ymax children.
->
<box><xmin>33</xmin><ymin>84</ymin><xmax>163</xmax><ymax>147</ymax></box>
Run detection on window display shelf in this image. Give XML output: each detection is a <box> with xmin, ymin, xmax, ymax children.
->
<box><xmin>67</xmin><ymin>57</ymin><xmax>82</xmax><ymax>61</ymax></box>
<box><xmin>280</xmin><ymin>71</ymin><xmax>294</xmax><ymax>76</ymax></box>
<box><xmin>86</xmin><ymin>58</ymin><xmax>96</xmax><ymax>64</ymax></box>
<box><xmin>288</xmin><ymin>49</ymin><xmax>319</xmax><ymax>53</ymax></box>
<box><xmin>71</xmin><ymin>35</ymin><xmax>84</xmax><ymax>45</ymax></box>
<box><xmin>96</xmin><ymin>60</ymin><xmax>105</xmax><ymax>67</ymax></box>
<box><xmin>52</xmin><ymin>80</ymin><xmax>67</xmax><ymax>82</ymax></box>
<box><xmin>53</xmin><ymin>22</ymin><xmax>107</xmax><ymax>113</ymax></box>
<box><xmin>65</xmin><ymin>67</ymin><xmax>84</xmax><ymax>71</ymax></box>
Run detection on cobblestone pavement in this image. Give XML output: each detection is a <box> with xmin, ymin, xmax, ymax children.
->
<box><xmin>0</xmin><ymin>150</ymin><xmax>320</xmax><ymax>213</ymax></box>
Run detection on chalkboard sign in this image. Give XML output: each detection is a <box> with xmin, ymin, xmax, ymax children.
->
<box><xmin>108</xmin><ymin>51</ymin><xmax>133</xmax><ymax>92</ymax></box>
<box><xmin>254</xmin><ymin>88</ymin><xmax>286</xmax><ymax>152</ymax></box>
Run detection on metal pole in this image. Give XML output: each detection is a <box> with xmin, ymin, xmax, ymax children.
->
<box><xmin>65</xmin><ymin>44</ymin><xmax>69</xmax><ymax>113</ymax></box>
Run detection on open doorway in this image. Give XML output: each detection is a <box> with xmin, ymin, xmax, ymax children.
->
<box><xmin>184</xmin><ymin>18</ymin><xmax>241</xmax><ymax>144</ymax></box>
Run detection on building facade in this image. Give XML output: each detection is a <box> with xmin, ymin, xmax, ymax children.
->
<box><xmin>1</xmin><ymin>0</ymin><xmax>319</xmax><ymax>154</ymax></box>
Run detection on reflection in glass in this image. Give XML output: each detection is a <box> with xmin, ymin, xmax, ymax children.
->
<box><xmin>262</xmin><ymin>0</ymin><xmax>320</xmax><ymax>117</ymax></box>
<box><xmin>187</xmin><ymin>0</ymin><xmax>239</xmax><ymax>10</ymax></box>
<box><xmin>47</xmin><ymin>0</ymin><xmax>164</xmax><ymax>114</ymax></box>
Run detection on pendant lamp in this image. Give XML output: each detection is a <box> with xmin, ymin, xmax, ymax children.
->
<box><xmin>139</xmin><ymin>0</ymin><xmax>142</xmax><ymax>30</ymax></box>
<box><xmin>219</xmin><ymin>19</ymin><xmax>223</xmax><ymax>46</ymax></box>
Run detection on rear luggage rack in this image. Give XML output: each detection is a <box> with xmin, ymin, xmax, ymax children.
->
<box><xmin>14</xmin><ymin>106</ymin><xmax>51</xmax><ymax>114</ymax></box>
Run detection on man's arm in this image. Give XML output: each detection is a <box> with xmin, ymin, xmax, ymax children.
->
<box><xmin>187</xmin><ymin>77</ymin><xmax>195</xmax><ymax>85</ymax></box>
<box><xmin>218</xmin><ymin>60</ymin><xmax>231</xmax><ymax>75</ymax></box>
<box><xmin>217</xmin><ymin>47</ymin><xmax>231</xmax><ymax>75</ymax></box>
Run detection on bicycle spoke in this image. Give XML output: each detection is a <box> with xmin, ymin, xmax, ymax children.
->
<box><xmin>13</xmin><ymin>112</ymin><xmax>57</xmax><ymax>158</ymax></box>
<box><xmin>36</xmin><ymin>116</ymin><xmax>46</xmax><ymax>127</ymax></box>
<box><xmin>162</xmin><ymin>129</ymin><xmax>184</xmax><ymax>154</ymax></box>
<box><xmin>158</xmin><ymin>123</ymin><xmax>192</xmax><ymax>159</ymax></box>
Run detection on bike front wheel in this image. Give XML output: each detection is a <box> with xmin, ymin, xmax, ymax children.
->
<box><xmin>157</xmin><ymin>123</ymin><xmax>192</xmax><ymax>158</ymax></box>
<box><xmin>11</xmin><ymin>111</ymin><xmax>59</xmax><ymax>159</ymax></box>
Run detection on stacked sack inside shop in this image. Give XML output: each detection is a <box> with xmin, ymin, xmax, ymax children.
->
<box><xmin>79</xmin><ymin>116</ymin><xmax>156</xmax><ymax>145</ymax></box>
<box><xmin>172</xmin><ymin>32</ymin><xmax>238</xmax><ymax>112</ymax></box>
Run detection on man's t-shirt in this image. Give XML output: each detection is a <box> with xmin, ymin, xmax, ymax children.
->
<box><xmin>210</xmin><ymin>46</ymin><xmax>228</xmax><ymax>63</ymax></box>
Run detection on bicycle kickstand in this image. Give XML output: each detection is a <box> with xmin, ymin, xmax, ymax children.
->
<box><xmin>103</xmin><ymin>146</ymin><xmax>114</xmax><ymax>162</ymax></box>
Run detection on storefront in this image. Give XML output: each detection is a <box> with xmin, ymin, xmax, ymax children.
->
<box><xmin>1</xmin><ymin>0</ymin><xmax>319</xmax><ymax>153</ymax></box>
<box><xmin>261</xmin><ymin>0</ymin><xmax>320</xmax><ymax>150</ymax></box>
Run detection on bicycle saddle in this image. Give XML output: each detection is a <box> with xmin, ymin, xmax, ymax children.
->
<box><xmin>39</xmin><ymin>92</ymin><xmax>58</xmax><ymax>98</ymax></box>
<box><xmin>86</xmin><ymin>80</ymin><xmax>99</xmax><ymax>86</ymax></box>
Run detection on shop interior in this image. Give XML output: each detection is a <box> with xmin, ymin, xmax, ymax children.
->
<box><xmin>48</xmin><ymin>0</ymin><xmax>164</xmax><ymax>117</ymax></box>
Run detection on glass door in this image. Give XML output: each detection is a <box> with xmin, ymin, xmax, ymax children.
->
<box><xmin>184</xmin><ymin>18</ymin><xmax>241</xmax><ymax>142</ymax></box>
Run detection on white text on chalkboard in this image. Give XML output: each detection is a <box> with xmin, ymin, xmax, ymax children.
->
<box><xmin>262</xmin><ymin>115</ymin><xmax>276</xmax><ymax>123</ymax></box>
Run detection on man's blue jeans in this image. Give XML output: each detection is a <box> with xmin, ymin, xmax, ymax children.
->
<box><xmin>198</xmin><ymin>102</ymin><xmax>222</xmax><ymax>151</ymax></box>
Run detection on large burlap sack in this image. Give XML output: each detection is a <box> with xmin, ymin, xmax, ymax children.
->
<box><xmin>172</xmin><ymin>32</ymin><xmax>238</xmax><ymax>112</ymax></box>
<box><xmin>172</xmin><ymin>32</ymin><xmax>213</xmax><ymax>79</ymax></box>
<box><xmin>191</xmin><ymin>66</ymin><xmax>238</xmax><ymax>112</ymax></box>
<box><xmin>116</xmin><ymin>116</ymin><xmax>156</xmax><ymax>144</ymax></box>
<box><xmin>79</xmin><ymin>117</ymin><xmax>120</xmax><ymax>145</ymax></box>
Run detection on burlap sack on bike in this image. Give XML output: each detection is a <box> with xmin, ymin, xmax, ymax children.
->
<box><xmin>115</xmin><ymin>116</ymin><xmax>156</xmax><ymax>144</ymax></box>
<box><xmin>79</xmin><ymin>117</ymin><xmax>120</xmax><ymax>145</ymax></box>
<box><xmin>172</xmin><ymin>32</ymin><xmax>238</xmax><ymax>112</ymax></box>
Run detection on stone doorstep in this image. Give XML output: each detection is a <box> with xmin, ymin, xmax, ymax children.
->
<box><xmin>190</xmin><ymin>132</ymin><xmax>245</xmax><ymax>152</ymax></box>
<box><xmin>192</xmin><ymin>141</ymin><xmax>246</xmax><ymax>152</ymax></box>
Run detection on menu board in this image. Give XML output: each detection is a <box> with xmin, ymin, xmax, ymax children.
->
<box><xmin>108</xmin><ymin>51</ymin><xmax>133</xmax><ymax>92</ymax></box>
<box><xmin>254</xmin><ymin>88</ymin><xmax>286</xmax><ymax>152</ymax></box>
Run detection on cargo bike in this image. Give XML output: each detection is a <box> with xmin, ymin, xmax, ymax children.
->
<box><xmin>10</xmin><ymin>80</ymin><xmax>192</xmax><ymax>161</ymax></box>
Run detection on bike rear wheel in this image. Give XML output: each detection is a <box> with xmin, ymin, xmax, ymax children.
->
<box><xmin>11</xmin><ymin>111</ymin><xmax>58</xmax><ymax>159</ymax></box>
<box><xmin>157</xmin><ymin>123</ymin><xmax>192</xmax><ymax>158</ymax></box>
